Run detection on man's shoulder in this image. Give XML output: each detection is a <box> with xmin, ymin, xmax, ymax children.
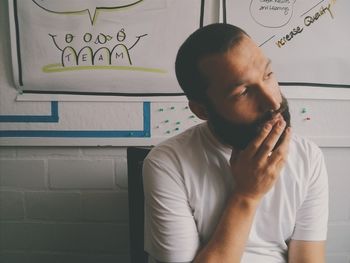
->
<box><xmin>286</xmin><ymin>133</ymin><xmax>326</xmax><ymax>183</ymax></box>
<box><xmin>290</xmin><ymin>133</ymin><xmax>323</xmax><ymax>159</ymax></box>
<box><xmin>146</xmin><ymin>123</ymin><xmax>206</xmax><ymax>163</ymax></box>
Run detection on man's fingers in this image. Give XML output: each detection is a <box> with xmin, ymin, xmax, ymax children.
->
<box><xmin>269</xmin><ymin>127</ymin><xmax>292</xmax><ymax>165</ymax></box>
<box><xmin>244</xmin><ymin>117</ymin><xmax>279</xmax><ymax>158</ymax></box>
<box><xmin>255</xmin><ymin>119</ymin><xmax>286</xmax><ymax>160</ymax></box>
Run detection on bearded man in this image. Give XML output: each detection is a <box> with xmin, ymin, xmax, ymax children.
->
<box><xmin>143</xmin><ymin>23</ymin><xmax>328</xmax><ymax>263</ymax></box>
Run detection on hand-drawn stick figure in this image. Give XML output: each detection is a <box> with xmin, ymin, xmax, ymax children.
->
<box><xmin>48</xmin><ymin>30</ymin><xmax>148</xmax><ymax>66</ymax></box>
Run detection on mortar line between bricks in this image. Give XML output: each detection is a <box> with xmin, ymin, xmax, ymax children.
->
<box><xmin>0</xmin><ymin>220</ymin><xmax>130</xmax><ymax>225</ymax></box>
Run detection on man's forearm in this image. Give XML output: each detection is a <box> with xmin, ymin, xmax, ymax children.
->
<box><xmin>193</xmin><ymin>118</ymin><xmax>291</xmax><ymax>263</ymax></box>
<box><xmin>193</xmin><ymin>194</ymin><xmax>259</xmax><ymax>263</ymax></box>
<box><xmin>288</xmin><ymin>240</ymin><xmax>326</xmax><ymax>263</ymax></box>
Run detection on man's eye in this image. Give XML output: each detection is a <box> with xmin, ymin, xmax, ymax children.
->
<box><xmin>264</xmin><ymin>71</ymin><xmax>274</xmax><ymax>80</ymax></box>
<box><xmin>236</xmin><ymin>87</ymin><xmax>249</xmax><ymax>97</ymax></box>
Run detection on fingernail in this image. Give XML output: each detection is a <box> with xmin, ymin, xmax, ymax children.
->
<box><xmin>264</xmin><ymin>123</ymin><xmax>272</xmax><ymax>130</ymax></box>
<box><xmin>278</xmin><ymin>120</ymin><xmax>285</xmax><ymax>127</ymax></box>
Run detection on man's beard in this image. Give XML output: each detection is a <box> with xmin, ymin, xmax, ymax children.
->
<box><xmin>207</xmin><ymin>96</ymin><xmax>291</xmax><ymax>150</ymax></box>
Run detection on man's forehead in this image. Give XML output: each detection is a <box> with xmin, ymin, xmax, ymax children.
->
<box><xmin>199</xmin><ymin>38</ymin><xmax>268</xmax><ymax>80</ymax></box>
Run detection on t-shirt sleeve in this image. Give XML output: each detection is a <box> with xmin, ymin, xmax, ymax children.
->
<box><xmin>291</xmin><ymin>145</ymin><xmax>329</xmax><ymax>241</ymax></box>
<box><xmin>143</xmin><ymin>155</ymin><xmax>200</xmax><ymax>262</ymax></box>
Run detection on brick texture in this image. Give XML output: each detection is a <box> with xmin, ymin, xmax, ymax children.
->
<box><xmin>0</xmin><ymin>190</ymin><xmax>24</xmax><ymax>220</ymax></box>
<box><xmin>0</xmin><ymin>160</ymin><xmax>46</xmax><ymax>189</ymax></box>
<box><xmin>48</xmin><ymin>159</ymin><xmax>114</xmax><ymax>189</ymax></box>
<box><xmin>0</xmin><ymin>146</ymin><xmax>349</xmax><ymax>263</ymax></box>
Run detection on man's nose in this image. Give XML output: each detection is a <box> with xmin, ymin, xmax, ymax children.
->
<box><xmin>256</xmin><ymin>83</ymin><xmax>281</xmax><ymax>112</ymax></box>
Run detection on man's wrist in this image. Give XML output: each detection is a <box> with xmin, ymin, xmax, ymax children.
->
<box><xmin>229</xmin><ymin>192</ymin><xmax>261</xmax><ymax>211</ymax></box>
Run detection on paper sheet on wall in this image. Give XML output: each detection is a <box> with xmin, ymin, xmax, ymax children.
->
<box><xmin>9</xmin><ymin>0</ymin><xmax>202</xmax><ymax>95</ymax></box>
<box><xmin>224</xmin><ymin>0</ymin><xmax>350</xmax><ymax>88</ymax></box>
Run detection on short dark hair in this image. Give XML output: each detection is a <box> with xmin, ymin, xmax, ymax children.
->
<box><xmin>175</xmin><ymin>23</ymin><xmax>248</xmax><ymax>103</ymax></box>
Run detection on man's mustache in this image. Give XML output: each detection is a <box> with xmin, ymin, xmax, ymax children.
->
<box><xmin>257</xmin><ymin>100</ymin><xmax>289</xmax><ymax>126</ymax></box>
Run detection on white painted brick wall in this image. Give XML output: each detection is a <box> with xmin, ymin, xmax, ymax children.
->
<box><xmin>17</xmin><ymin>147</ymin><xmax>80</xmax><ymax>158</ymax></box>
<box><xmin>0</xmin><ymin>159</ymin><xmax>47</xmax><ymax>189</ymax></box>
<box><xmin>115</xmin><ymin>158</ymin><xmax>128</xmax><ymax>189</ymax></box>
<box><xmin>81</xmin><ymin>192</ymin><xmax>129</xmax><ymax>222</ymax></box>
<box><xmin>0</xmin><ymin>146</ymin><xmax>130</xmax><ymax>263</ymax></box>
<box><xmin>0</xmin><ymin>190</ymin><xmax>24</xmax><ymax>220</ymax></box>
<box><xmin>0</xmin><ymin>147</ymin><xmax>16</xmax><ymax>157</ymax></box>
<box><xmin>0</xmin><ymin>146</ymin><xmax>349</xmax><ymax>263</ymax></box>
<box><xmin>49</xmin><ymin>159</ymin><xmax>115</xmax><ymax>189</ymax></box>
<box><xmin>25</xmin><ymin>191</ymin><xmax>81</xmax><ymax>221</ymax></box>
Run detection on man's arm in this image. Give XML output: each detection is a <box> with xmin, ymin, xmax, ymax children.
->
<box><xmin>287</xmin><ymin>138</ymin><xmax>328</xmax><ymax>263</ymax></box>
<box><xmin>288</xmin><ymin>240</ymin><xmax>326</xmax><ymax>263</ymax></box>
<box><xmin>193</xmin><ymin>117</ymin><xmax>291</xmax><ymax>263</ymax></box>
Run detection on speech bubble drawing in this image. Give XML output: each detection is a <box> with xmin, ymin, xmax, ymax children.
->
<box><xmin>250</xmin><ymin>0</ymin><xmax>296</xmax><ymax>28</ymax></box>
<box><xmin>32</xmin><ymin>0</ymin><xmax>144</xmax><ymax>25</ymax></box>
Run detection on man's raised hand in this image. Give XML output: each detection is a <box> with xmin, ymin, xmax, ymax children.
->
<box><xmin>230</xmin><ymin>115</ymin><xmax>292</xmax><ymax>203</ymax></box>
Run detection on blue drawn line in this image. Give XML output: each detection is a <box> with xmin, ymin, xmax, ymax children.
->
<box><xmin>0</xmin><ymin>102</ymin><xmax>151</xmax><ymax>138</ymax></box>
<box><xmin>0</xmin><ymin>101</ymin><xmax>59</xmax><ymax>122</ymax></box>
<box><xmin>143</xmin><ymin>101</ymin><xmax>151</xmax><ymax>137</ymax></box>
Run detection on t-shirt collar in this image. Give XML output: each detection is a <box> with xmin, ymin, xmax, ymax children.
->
<box><xmin>200</xmin><ymin>122</ymin><xmax>233</xmax><ymax>156</ymax></box>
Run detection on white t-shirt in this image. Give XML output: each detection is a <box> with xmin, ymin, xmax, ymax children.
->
<box><xmin>143</xmin><ymin>122</ymin><xmax>328</xmax><ymax>263</ymax></box>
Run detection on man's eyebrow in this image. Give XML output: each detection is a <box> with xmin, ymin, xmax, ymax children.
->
<box><xmin>225</xmin><ymin>59</ymin><xmax>273</xmax><ymax>93</ymax></box>
<box><xmin>225</xmin><ymin>80</ymin><xmax>244</xmax><ymax>93</ymax></box>
<box><xmin>265</xmin><ymin>59</ymin><xmax>272</xmax><ymax>71</ymax></box>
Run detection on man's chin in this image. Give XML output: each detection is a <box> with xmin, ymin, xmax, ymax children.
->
<box><xmin>207</xmin><ymin>95</ymin><xmax>291</xmax><ymax>150</ymax></box>
<box><xmin>208</xmin><ymin>121</ymin><xmax>257</xmax><ymax>150</ymax></box>
<box><xmin>210</xmin><ymin>115</ymin><xmax>291</xmax><ymax>151</ymax></box>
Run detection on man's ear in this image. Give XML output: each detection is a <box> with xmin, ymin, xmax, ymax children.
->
<box><xmin>188</xmin><ymin>100</ymin><xmax>208</xmax><ymax>120</ymax></box>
